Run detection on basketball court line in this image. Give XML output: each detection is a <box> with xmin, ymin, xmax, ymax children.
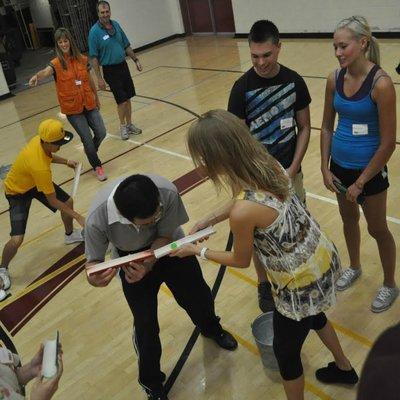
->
<box><xmin>0</xmin><ymin>66</ymin><xmax>162</xmax><ymax>130</ymax></box>
<box><xmin>104</xmin><ymin>134</ymin><xmax>400</xmax><ymax>225</ymax></box>
<box><xmin>161</xmin><ymin>63</ymin><xmax>400</xmax><ymax>86</ymax></box>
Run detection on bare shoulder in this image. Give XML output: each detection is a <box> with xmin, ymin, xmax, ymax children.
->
<box><xmin>372</xmin><ymin>69</ymin><xmax>395</xmax><ymax>103</ymax></box>
<box><xmin>231</xmin><ymin>198</ymin><xmax>278</xmax><ymax>228</ymax></box>
<box><xmin>374</xmin><ymin>68</ymin><xmax>394</xmax><ymax>89</ymax></box>
<box><xmin>327</xmin><ymin>70</ymin><xmax>336</xmax><ymax>82</ymax></box>
<box><xmin>325</xmin><ymin>70</ymin><xmax>337</xmax><ymax>91</ymax></box>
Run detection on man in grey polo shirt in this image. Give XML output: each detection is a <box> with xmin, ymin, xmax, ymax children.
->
<box><xmin>85</xmin><ymin>174</ymin><xmax>237</xmax><ymax>400</ymax></box>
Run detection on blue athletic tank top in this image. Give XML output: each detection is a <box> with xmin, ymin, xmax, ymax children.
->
<box><xmin>331</xmin><ymin>65</ymin><xmax>381</xmax><ymax>169</ymax></box>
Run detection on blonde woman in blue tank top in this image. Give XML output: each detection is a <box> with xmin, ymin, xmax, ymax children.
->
<box><xmin>320</xmin><ymin>16</ymin><xmax>398</xmax><ymax>313</ymax></box>
<box><xmin>171</xmin><ymin>110</ymin><xmax>358</xmax><ymax>400</ymax></box>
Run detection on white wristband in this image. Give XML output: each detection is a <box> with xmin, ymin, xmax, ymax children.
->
<box><xmin>199</xmin><ymin>247</ymin><xmax>208</xmax><ymax>260</ymax></box>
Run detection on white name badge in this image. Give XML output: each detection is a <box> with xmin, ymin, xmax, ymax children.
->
<box><xmin>280</xmin><ymin>117</ymin><xmax>294</xmax><ymax>130</ymax></box>
<box><xmin>75</xmin><ymin>80</ymin><xmax>82</xmax><ymax>86</ymax></box>
<box><xmin>0</xmin><ymin>348</ymin><xmax>14</xmax><ymax>365</ymax></box>
<box><xmin>352</xmin><ymin>124</ymin><xmax>368</xmax><ymax>136</ymax></box>
<box><xmin>102</xmin><ymin>34</ymin><xmax>110</xmax><ymax>41</ymax></box>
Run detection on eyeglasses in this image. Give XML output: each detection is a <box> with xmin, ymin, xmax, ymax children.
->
<box><xmin>131</xmin><ymin>204</ymin><xmax>163</xmax><ymax>232</ymax></box>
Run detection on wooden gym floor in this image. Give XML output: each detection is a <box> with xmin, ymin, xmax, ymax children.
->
<box><xmin>0</xmin><ymin>36</ymin><xmax>399</xmax><ymax>399</ymax></box>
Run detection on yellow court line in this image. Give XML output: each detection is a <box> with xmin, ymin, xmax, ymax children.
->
<box><xmin>160</xmin><ymin>284</ymin><xmax>333</xmax><ymax>400</ymax></box>
<box><xmin>0</xmin><ymin>254</ymin><xmax>85</xmax><ymax>310</ymax></box>
<box><xmin>226</xmin><ymin>267</ymin><xmax>373</xmax><ymax>348</ymax></box>
<box><xmin>331</xmin><ymin>322</ymin><xmax>373</xmax><ymax>347</ymax></box>
<box><xmin>20</xmin><ymin>223</ymin><xmax>63</xmax><ymax>248</ymax></box>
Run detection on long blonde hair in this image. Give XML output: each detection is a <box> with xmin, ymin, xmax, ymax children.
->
<box><xmin>335</xmin><ymin>16</ymin><xmax>380</xmax><ymax>65</ymax></box>
<box><xmin>187</xmin><ymin>109</ymin><xmax>290</xmax><ymax>200</ymax></box>
<box><xmin>54</xmin><ymin>28</ymin><xmax>83</xmax><ymax>70</ymax></box>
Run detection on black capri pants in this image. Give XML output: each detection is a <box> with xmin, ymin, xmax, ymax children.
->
<box><xmin>273</xmin><ymin>310</ymin><xmax>328</xmax><ymax>380</ymax></box>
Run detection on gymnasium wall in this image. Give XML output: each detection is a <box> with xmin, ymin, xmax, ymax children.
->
<box><xmin>231</xmin><ymin>0</ymin><xmax>400</xmax><ymax>34</ymax></box>
<box><xmin>109</xmin><ymin>0</ymin><xmax>184</xmax><ymax>48</ymax></box>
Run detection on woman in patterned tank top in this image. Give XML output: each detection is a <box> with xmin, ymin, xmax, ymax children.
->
<box><xmin>171</xmin><ymin>109</ymin><xmax>358</xmax><ymax>400</ymax></box>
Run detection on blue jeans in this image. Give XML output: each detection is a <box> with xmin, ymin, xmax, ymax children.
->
<box><xmin>67</xmin><ymin>108</ymin><xmax>106</xmax><ymax>169</ymax></box>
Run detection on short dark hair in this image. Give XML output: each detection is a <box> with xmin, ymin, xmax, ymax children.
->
<box><xmin>113</xmin><ymin>175</ymin><xmax>159</xmax><ymax>220</ymax></box>
<box><xmin>248</xmin><ymin>20</ymin><xmax>279</xmax><ymax>44</ymax></box>
<box><xmin>97</xmin><ymin>1</ymin><xmax>110</xmax><ymax>12</ymax></box>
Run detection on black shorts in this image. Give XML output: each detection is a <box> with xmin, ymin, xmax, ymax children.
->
<box><xmin>6</xmin><ymin>184</ymin><xmax>70</xmax><ymax>236</ymax></box>
<box><xmin>330</xmin><ymin>160</ymin><xmax>389</xmax><ymax>197</ymax></box>
<box><xmin>273</xmin><ymin>310</ymin><xmax>327</xmax><ymax>380</ymax></box>
<box><xmin>103</xmin><ymin>61</ymin><xmax>135</xmax><ymax>104</ymax></box>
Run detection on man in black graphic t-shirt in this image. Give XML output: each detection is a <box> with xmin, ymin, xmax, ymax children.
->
<box><xmin>228</xmin><ymin>20</ymin><xmax>311</xmax><ymax>312</ymax></box>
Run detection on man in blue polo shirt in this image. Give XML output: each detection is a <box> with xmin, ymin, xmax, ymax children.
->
<box><xmin>89</xmin><ymin>0</ymin><xmax>142</xmax><ymax>140</ymax></box>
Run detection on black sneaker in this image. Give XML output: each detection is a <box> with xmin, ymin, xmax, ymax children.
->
<box><xmin>203</xmin><ymin>329</ymin><xmax>238</xmax><ymax>351</ymax></box>
<box><xmin>315</xmin><ymin>362</ymin><xmax>358</xmax><ymax>385</ymax></box>
<box><xmin>146</xmin><ymin>389</ymin><xmax>169</xmax><ymax>400</ymax></box>
<box><xmin>160</xmin><ymin>371</ymin><xmax>166</xmax><ymax>382</ymax></box>
<box><xmin>258</xmin><ymin>281</ymin><xmax>275</xmax><ymax>312</ymax></box>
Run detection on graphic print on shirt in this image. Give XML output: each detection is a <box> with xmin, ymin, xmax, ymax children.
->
<box><xmin>246</xmin><ymin>82</ymin><xmax>296</xmax><ymax>146</ymax></box>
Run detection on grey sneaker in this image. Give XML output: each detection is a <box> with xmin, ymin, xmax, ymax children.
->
<box><xmin>0</xmin><ymin>268</ymin><xmax>11</xmax><ymax>290</ymax></box>
<box><xmin>120</xmin><ymin>124</ymin><xmax>129</xmax><ymax>140</ymax></box>
<box><xmin>127</xmin><ymin>123</ymin><xmax>142</xmax><ymax>135</ymax></box>
<box><xmin>371</xmin><ymin>286</ymin><xmax>399</xmax><ymax>313</ymax></box>
<box><xmin>258</xmin><ymin>281</ymin><xmax>275</xmax><ymax>312</ymax></box>
<box><xmin>65</xmin><ymin>229</ymin><xmax>84</xmax><ymax>245</ymax></box>
<box><xmin>0</xmin><ymin>289</ymin><xmax>7</xmax><ymax>301</ymax></box>
<box><xmin>335</xmin><ymin>267</ymin><xmax>361</xmax><ymax>291</ymax></box>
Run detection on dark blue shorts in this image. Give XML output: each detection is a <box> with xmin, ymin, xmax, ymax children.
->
<box><xmin>6</xmin><ymin>184</ymin><xmax>70</xmax><ymax>236</ymax></box>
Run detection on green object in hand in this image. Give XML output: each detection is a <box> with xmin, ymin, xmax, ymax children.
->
<box><xmin>170</xmin><ymin>242</ymin><xmax>178</xmax><ymax>249</ymax></box>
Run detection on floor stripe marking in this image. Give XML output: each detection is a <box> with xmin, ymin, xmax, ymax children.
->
<box><xmin>306</xmin><ymin>192</ymin><xmax>400</xmax><ymax>225</ymax></box>
<box><xmin>0</xmin><ymin>254</ymin><xmax>85</xmax><ymax>310</ymax></box>
<box><xmin>107</xmin><ymin>140</ymin><xmax>400</xmax><ymax>225</ymax></box>
<box><xmin>10</xmin><ymin>265</ymin><xmax>84</xmax><ymax>335</ymax></box>
<box><xmin>106</xmin><ymin>133</ymin><xmax>192</xmax><ymax>160</ymax></box>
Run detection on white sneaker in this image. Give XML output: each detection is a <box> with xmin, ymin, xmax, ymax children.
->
<box><xmin>0</xmin><ymin>268</ymin><xmax>11</xmax><ymax>290</ymax></box>
<box><xmin>127</xmin><ymin>123</ymin><xmax>142</xmax><ymax>135</ymax></box>
<box><xmin>0</xmin><ymin>289</ymin><xmax>7</xmax><ymax>301</ymax></box>
<box><xmin>65</xmin><ymin>229</ymin><xmax>84</xmax><ymax>245</ymax></box>
<box><xmin>120</xmin><ymin>124</ymin><xmax>129</xmax><ymax>140</ymax></box>
<box><xmin>371</xmin><ymin>286</ymin><xmax>399</xmax><ymax>313</ymax></box>
<box><xmin>335</xmin><ymin>267</ymin><xmax>362</xmax><ymax>291</ymax></box>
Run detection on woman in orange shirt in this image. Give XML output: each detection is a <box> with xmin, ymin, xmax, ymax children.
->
<box><xmin>29</xmin><ymin>28</ymin><xmax>107</xmax><ymax>181</ymax></box>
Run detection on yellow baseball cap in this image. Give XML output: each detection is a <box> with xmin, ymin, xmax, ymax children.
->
<box><xmin>38</xmin><ymin>119</ymin><xmax>73</xmax><ymax>145</ymax></box>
